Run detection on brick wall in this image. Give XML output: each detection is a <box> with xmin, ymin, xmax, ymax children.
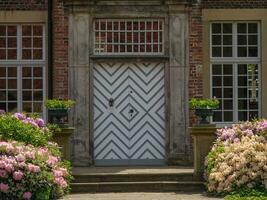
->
<box><xmin>189</xmin><ymin>2</ymin><xmax>203</xmax><ymax>125</ymax></box>
<box><xmin>0</xmin><ymin>0</ymin><xmax>47</xmax><ymax>10</ymax></box>
<box><xmin>52</xmin><ymin>0</ymin><xmax>69</xmax><ymax>99</ymax></box>
<box><xmin>202</xmin><ymin>0</ymin><xmax>267</xmax><ymax>9</ymax></box>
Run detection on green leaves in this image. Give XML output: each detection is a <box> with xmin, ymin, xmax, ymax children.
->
<box><xmin>189</xmin><ymin>98</ymin><xmax>220</xmax><ymax>109</ymax></box>
<box><xmin>0</xmin><ymin>114</ymin><xmax>52</xmax><ymax>147</ymax></box>
<box><xmin>45</xmin><ymin>99</ymin><xmax>75</xmax><ymax>109</ymax></box>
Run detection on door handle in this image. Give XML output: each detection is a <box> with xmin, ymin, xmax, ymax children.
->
<box><xmin>129</xmin><ymin>109</ymin><xmax>134</xmax><ymax>114</ymax></box>
<box><xmin>109</xmin><ymin>98</ymin><xmax>114</xmax><ymax>107</ymax></box>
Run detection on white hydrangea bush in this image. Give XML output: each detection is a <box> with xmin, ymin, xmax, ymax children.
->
<box><xmin>205</xmin><ymin>120</ymin><xmax>267</xmax><ymax>194</ymax></box>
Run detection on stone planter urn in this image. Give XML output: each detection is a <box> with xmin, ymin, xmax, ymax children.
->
<box><xmin>48</xmin><ymin>108</ymin><xmax>69</xmax><ymax>125</ymax></box>
<box><xmin>52</xmin><ymin>127</ymin><xmax>74</xmax><ymax>161</ymax></box>
<box><xmin>195</xmin><ymin>108</ymin><xmax>214</xmax><ymax>124</ymax></box>
<box><xmin>189</xmin><ymin>125</ymin><xmax>217</xmax><ymax>179</ymax></box>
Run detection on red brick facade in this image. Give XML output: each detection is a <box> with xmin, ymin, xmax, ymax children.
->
<box><xmin>0</xmin><ymin>0</ymin><xmax>47</xmax><ymax>10</ymax></box>
<box><xmin>202</xmin><ymin>0</ymin><xmax>267</xmax><ymax>9</ymax></box>
<box><xmin>52</xmin><ymin>0</ymin><xmax>69</xmax><ymax>99</ymax></box>
<box><xmin>188</xmin><ymin>2</ymin><xmax>203</xmax><ymax>125</ymax></box>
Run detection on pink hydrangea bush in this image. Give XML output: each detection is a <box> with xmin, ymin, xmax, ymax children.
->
<box><xmin>0</xmin><ymin>140</ymin><xmax>72</xmax><ymax>199</ymax></box>
<box><xmin>205</xmin><ymin>120</ymin><xmax>267</xmax><ymax>194</ymax></box>
<box><xmin>0</xmin><ymin>112</ymin><xmax>72</xmax><ymax>199</ymax></box>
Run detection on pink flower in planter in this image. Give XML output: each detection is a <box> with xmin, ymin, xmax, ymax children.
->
<box><xmin>0</xmin><ymin>169</ymin><xmax>7</xmax><ymax>178</ymax></box>
<box><xmin>0</xmin><ymin>183</ymin><xmax>9</xmax><ymax>193</ymax></box>
<box><xmin>13</xmin><ymin>113</ymin><xmax>26</xmax><ymax>120</ymax></box>
<box><xmin>13</xmin><ymin>171</ymin><xmax>23</xmax><ymax>181</ymax></box>
<box><xmin>23</xmin><ymin>192</ymin><xmax>32</xmax><ymax>199</ymax></box>
<box><xmin>27</xmin><ymin>164</ymin><xmax>40</xmax><ymax>173</ymax></box>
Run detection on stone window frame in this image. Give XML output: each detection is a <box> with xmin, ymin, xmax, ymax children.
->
<box><xmin>209</xmin><ymin>21</ymin><xmax>261</xmax><ymax>124</ymax></box>
<box><xmin>0</xmin><ymin>11</ymin><xmax>47</xmax><ymax>117</ymax></box>
<box><xmin>202</xmin><ymin>9</ymin><xmax>267</xmax><ymax>127</ymax></box>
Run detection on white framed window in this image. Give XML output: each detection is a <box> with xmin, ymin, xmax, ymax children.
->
<box><xmin>0</xmin><ymin>24</ymin><xmax>45</xmax><ymax>116</ymax></box>
<box><xmin>210</xmin><ymin>22</ymin><xmax>260</xmax><ymax>124</ymax></box>
<box><xmin>94</xmin><ymin>19</ymin><xmax>164</xmax><ymax>55</ymax></box>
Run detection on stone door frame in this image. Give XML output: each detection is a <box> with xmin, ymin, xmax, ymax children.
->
<box><xmin>66</xmin><ymin>0</ymin><xmax>190</xmax><ymax>166</ymax></box>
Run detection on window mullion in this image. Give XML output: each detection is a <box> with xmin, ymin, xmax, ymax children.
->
<box><xmin>17</xmin><ymin>25</ymin><xmax>22</xmax><ymax>112</ymax></box>
<box><xmin>233</xmin><ymin>63</ymin><xmax>238</xmax><ymax>122</ymax></box>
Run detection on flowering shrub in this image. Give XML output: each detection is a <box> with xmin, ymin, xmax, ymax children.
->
<box><xmin>205</xmin><ymin>120</ymin><xmax>267</xmax><ymax>196</ymax></box>
<box><xmin>0</xmin><ymin>112</ymin><xmax>72</xmax><ymax>199</ymax></box>
<box><xmin>0</xmin><ymin>141</ymin><xmax>71</xmax><ymax>199</ymax></box>
<box><xmin>0</xmin><ymin>113</ymin><xmax>52</xmax><ymax>147</ymax></box>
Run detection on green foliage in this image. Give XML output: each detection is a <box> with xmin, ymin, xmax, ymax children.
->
<box><xmin>45</xmin><ymin>99</ymin><xmax>75</xmax><ymax>109</ymax></box>
<box><xmin>0</xmin><ymin>114</ymin><xmax>52</xmax><ymax>147</ymax></box>
<box><xmin>47</xmin><ymin>123</ymin><xmax>62</xmax><ymax>133</ymax></box>
<box><xmin>189</xmin><ymin>98</ymin><xmax>220</xmax><ymax>109</ymax></box>
<box><xmin>224</xmin><ymin>187</ymin><xmax>267</xmax><ymax>200</ymax></box>
<box><xmin>205</xmin><ymin>142</ymin><xmax>225</xmax><ymax>174</ymax></box>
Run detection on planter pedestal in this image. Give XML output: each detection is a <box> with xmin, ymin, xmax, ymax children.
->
<box><xmin>52</xmin><ymin>127</ymin><xmax>74</xmax><ymax>161</ymax></box>
<box><xmin>189</xmin><ymin>125</ymin><xmax>217</xmax><ymax>179</ymax></box>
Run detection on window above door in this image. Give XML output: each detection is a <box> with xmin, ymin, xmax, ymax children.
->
<box><xmin>94</xmin><ymin>19</ymin><xmax>164</xmax><ymax>55</ymax></box>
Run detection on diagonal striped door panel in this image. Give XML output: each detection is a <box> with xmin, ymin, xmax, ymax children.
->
<box><xmin>93</xmin><ymin>62</ymin><xmax>165</xmax><ymax>165</ymax></box>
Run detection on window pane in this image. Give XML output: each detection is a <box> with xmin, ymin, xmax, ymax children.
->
<box><xmin>212</xmin><ymin>23</ymin><xmax>221</xmax><ymax>33</ymax></box>
<box><xmin>0</xmin><ymin>91</ymin><xmax>6</xmax><ymax>101</ymax></box>
<box><xmin>223</xmin><ymin>88</ymin><xmax>233</xmax><ymax>98</ymax></box>
<box><xmin>238</xmin><ymin>111</ymin><xmax>247</xmax><ymax>121</ymax></box>
<box><xmin>212</xmin><ymin>76</ymin><xmax>222</xmax><ymax>86</ymax></box>
<box><xmin>224</xmin><ymin>100</ymin><xmax>233</xmax><ymax>110</ymax></box>
<box><xmin>223</xmin><ymin>35</ymin><xmax>232</xmax><ymax>45</ymax></box>
<box><xmin>213</xmin><ymin>88</ymin><xmax>222</xmax><ymax>98</ymax></box>
<box><xmin>238</xmin><ymin>100</ymin><xmax>247</xmax><ymax>109</ymax></box>
<box><xmin>212</xmin><ymin>65</ymin><xmax>222</xmax><ymax>75</ymax></box>
<box><xmin>248</xmin><ymin>23</ymin><xmax>258</xmax><ymax>33</ymax></box>
<box><xmin>237</xmin><ymin>23</ymin><xmax>247</xmax><ymax>33</ymax></box>
<box><xmin>212</xmin><ymin>47</ymin><xmax>221</xmax><ymax>57</ymax></box>
<box><xmin>223</xmin><ymin>24</ymin><xmax>232</xmax><ymax>33</ymax></box>
<box><xmin>213</xmin><ymin>111</ymin><xmax>222</xmax><ymax>122</ymax></box>
<box><xmin>223</xmin><ymin>47</ymin><xmax>232</xmax><ymax>57</ymax></box>
<box><xmin>248</xmin><ymin>35</ymin><xmax>257</xmax><ymax>45</ymax></box>
<box><xmin>248</xmin><ymin>47</ymin><xmax>258</xmax><ymax>57</ymax></box>
<box><xmin>238</xmin><ymin>35</ymin><xmax>247</xmax><ymax>45</ymax></box>
<box><xmin>212</xmin><ymin>35</ymin><xmax>221</xmax><ymax>45</ymax></box>
<box><xmin>223</xmin><ymin>65</ymin><xmax>232</xmax><ymax>75</ymax></box>
<box><xmin>224</xmin><ymin>111</ymin><xmax>233</xmax><ymax>122</ymax></box>
<box><xmin>238</xmin><ymin>47</ymin><xmax>247</xmax><ymax>57</ymax></box>
<box><xmin>0</xmin><ymin>79</ymin><xmax>6</xmax><ymax>89</ymax></box>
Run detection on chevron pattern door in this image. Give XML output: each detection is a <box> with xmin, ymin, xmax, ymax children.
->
<box><xmin>93</xmin><ymin>62</ymin><xmax>165</xmax><ymax>166</ymax></box>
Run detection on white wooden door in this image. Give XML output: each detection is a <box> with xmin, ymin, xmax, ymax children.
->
<box><xmin>93</xmin><ymin>62</ymin><xmax>165</xmax><ymax>166</ymax></box>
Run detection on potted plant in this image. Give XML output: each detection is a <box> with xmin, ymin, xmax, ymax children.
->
<box><xmin>189</xmin><ymin>98</ymin><xmax>219</xmax><ymax>124</ymax></box>
<box><xmin>45</xmin><ymin>99</ymin><xmax>75</xmax><ymax>125</ymax></box>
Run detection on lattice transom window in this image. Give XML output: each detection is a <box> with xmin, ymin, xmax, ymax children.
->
<box><xmin>94</xmin><ymin>19</ymin><xmax>164</xmax><ymax>55</ymax></box>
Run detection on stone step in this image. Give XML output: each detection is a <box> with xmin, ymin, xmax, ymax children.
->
<box><xmin>71</xmin><ymin>181</ymin><xmax>205</xmax><ymax>193</ymax></box>
<box><xmin>73</xmin><ymin>173</ymin><xmax>199</xmax><ymax>183</ymax></box>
